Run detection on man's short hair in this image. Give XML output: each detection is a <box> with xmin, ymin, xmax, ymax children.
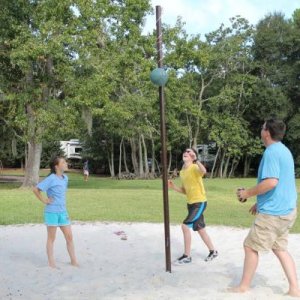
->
<box><xmin>265</xmin><ymin>118</ymin><xmax>286</xmax><ymax>141</ymax></box>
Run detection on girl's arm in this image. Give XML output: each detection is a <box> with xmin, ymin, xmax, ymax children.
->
<box><xmin>168</xmin><ymin>180</ymin><xmax>186</xmax><ymax>194</ymax></box>
<box><xmin>32</xmin><ymin>187</ymin><xmax>52</xmax><ymax>205</ymax></box>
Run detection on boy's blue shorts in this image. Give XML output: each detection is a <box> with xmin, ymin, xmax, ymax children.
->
<box><xmin>44</xmin><ymin>212</ymin><xmax>71</xmax><ymax>227</ymax></box>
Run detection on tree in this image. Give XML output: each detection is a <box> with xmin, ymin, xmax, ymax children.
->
<box><xmin>2</xmin><ymin>3</ymin><xmax>300</xmax><ymax>180</ymax></box>
<box><xmin>0</xmin><ymin>0</ymin><xmax>83</xmax><ymax>186</ymax></box>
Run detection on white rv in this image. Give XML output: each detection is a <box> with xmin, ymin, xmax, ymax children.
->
<box><xmin>197</xmin><ymin>142</ymin><xmax>217</xmax><ymax>170</ymax></box>
<box><xmin>60</xmin><ymin>139</ymin><xmax>82</xmax><ymax>160</ymax></box>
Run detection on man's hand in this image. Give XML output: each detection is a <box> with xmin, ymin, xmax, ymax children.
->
<box><xmin>237</xmin><ymin>178</ymin><xmax>278</xmax><ymax>200</ymax></box>
<box><xmin>236</xmin><ymin>188</ymin><xmax>249</xmax><ymax>202</ymax></box>
<box><xmin>249</xmin><ymin>203</ymin><xmax>257</xmax><ymax>215</ymax></box>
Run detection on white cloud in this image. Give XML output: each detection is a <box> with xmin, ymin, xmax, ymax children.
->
<box><xmin>143</xmin><ymin>0</ymin><xmax>300</xmax><ymax>35</ymax></box>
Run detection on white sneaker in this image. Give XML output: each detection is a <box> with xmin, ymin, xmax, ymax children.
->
<box><xmin>205</xmin><ymin>250</ymin><xmax>218</xmax><ymax>262</ymax></box>
<box><xmin>174</xmin><ymin>254</ymin><xmax>192</xmax><ymax>265</ymax></box>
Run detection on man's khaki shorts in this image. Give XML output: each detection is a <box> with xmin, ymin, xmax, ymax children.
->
<box><xmin>244</xmin><ymin>208</ymin><xmax>297</xmax><ymax>252</ymax></box>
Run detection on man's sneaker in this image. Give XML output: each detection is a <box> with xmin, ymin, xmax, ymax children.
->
<box><xmin>205</xmin><ymin>250</ymin><xmax>218</xmax><ymax>262</ymax></box>
<box><xmin>174</xmin><ymin>254</ymin><xmax>192</xmax><ymax>265</ymax></box>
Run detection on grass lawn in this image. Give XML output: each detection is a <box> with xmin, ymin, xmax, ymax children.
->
<box><xmin>1</xmin><ymin>171</ymin><xmax>300</xmax><ymax>232</ymax></box>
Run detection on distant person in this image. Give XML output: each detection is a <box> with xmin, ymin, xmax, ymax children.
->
<box><xmin>231</xmin><ymin>118</ymin><xmax>300</xmax><ymax>297</ymax></box>
<box><xmin>83</xmin><ymin>160</ymin><xmax>89</xmax><ymax>182</ymax></box>
<box><xmin>32</xmin><ymin>157</ymin><xmax>79</xmax><ymax>268</ymax></box>
<box><xmin>168</xmin><ymin>148</ymin><xmax>218</xmax><ymax>265</ymax></box>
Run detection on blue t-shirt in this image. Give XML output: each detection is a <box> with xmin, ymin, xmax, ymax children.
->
<box><xmin>36</xmin><ymin>174</ymin><xmax>68</xmax><ymax>213</ymax></box>
<box><xmin>257</xmin><ymin>142</ymin><xmax>297</xmax><ymax>216</ymax></box>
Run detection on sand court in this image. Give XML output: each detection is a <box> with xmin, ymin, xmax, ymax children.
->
<box><xmin>1</xmin><ymin>223</ymin><xmax>300</xmax><ymax>300</ymax></box>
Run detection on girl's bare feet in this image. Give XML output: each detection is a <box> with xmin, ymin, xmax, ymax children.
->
<box><xmin>71</xmin><ymin>261</ymin><xmax>79</xmax><ymax>267</ymax></box>
<box><xmin>48</xmin><ymin>262</ymin><xmax>57</xmax><ymax>269</ymax></box>
<box><xmin>228</xmin><ymin>286</ymin><xmax>249</xmax><ymax>293</ymax></box>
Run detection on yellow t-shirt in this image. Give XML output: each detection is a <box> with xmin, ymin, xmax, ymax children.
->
<box><xmin>180</xmin><ymin>164</ymin><xmax>206</xmax><ymax>204</ymax></box>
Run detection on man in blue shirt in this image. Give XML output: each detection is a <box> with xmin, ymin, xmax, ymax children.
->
<box><xmin>231</xmin><ymin>118</ymin><xmax>300</xmax><ymax>297</ymax></box>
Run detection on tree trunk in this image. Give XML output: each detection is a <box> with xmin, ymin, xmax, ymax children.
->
<box><xmin>24</xmin><ymin>144</ymin><xmax>28</xmax><ymax>170</ymax></box>
<box><xmin>243</xmin><ymin>156</ymin><xmax>251</xmax><ymax>178</ymax></box>
<box><xmin>22</xmin><ymin>57</ymin><xmax>53</xmax><ymax>187</ymax></box>
<box><xmin>229</xmin><ymin>163</ymin><xmax>234</xmax><ymax>178</ymax></box>
<box><xmin>111</xmin><ymin>142</ymin><xmax>115</xmax><ymax>177</ymax></box>
<box><xmin>155</xmin><ymin>158</ymin><xmax>161</xmax><ymax>175</ymax></box>
<box><xmin>247</xmin><ymin>157</ymin><xmax>252</xmax><ymax>176</ymax></box>
<box><xmin>108</xmin><ymin>153</ymin><xmax>112</xmax><ymax>176</ymax></box>
<box><xmin>186</xmin><ymin>114</ymin><xmax>193</xmax><ymax>148</ymax></box>
<box><xmin>223</xmin><ymin>155</ymin><xmax>231</xmax><ymax>178</ymax></box>
<box><xmin>22</xmin><ymin>103</ymin><xmax>42</xmax><ymax>187</ymax></box>
<box><xmin>118</xmin><ymin>138</ymin><xmax>123</xmax><ymax>178</ymax></box>
<box><xmin>138</xmin><ymin>135</ymin><xmax>144</xmax><ymax>178</ymax></box>
<box><xmin>192</xmin><ymin>77</ymin><xmax>205</xmax><ymax>148</ymax></box>
<box><xmin>141</xmin><ymin>134</ymin><xmax>149</xmax><ymax>178</ymax></box>
<box><xmin>21</xmin><ymin>141</ymin><xmax>42</xmax><ymax>187</ymax></box>
<box><xmin>168</xmin><ymin>149</ymin><xmax>172</xmax><ymax>173</ymax></box>
<box><xmin>243</xmin><ymin>156</ymin><xmax>248</xmax><ymax>178</ymax></box>
<box><xmin>192</xmin><ymin>127</ymin><xmax>200</xmax><ymax>149</ymax></box>
<box><xmin>151</xmin><ymin>136</ymin><xmax>156</xmax><ymax>176</ymax></box>
<box><xmin>229</xmin><ymin>158</ymin><xmax>239</xmax><ymax>178</ymax></box>
<box><xmin>122</xmin><ymin>140</ymin><xmax>129</xmax><ymax>173</ymax></box>
<box><xmin>218</xmin><ymin>150</ymin><xmax>226</xmax><ymax>178</ymax></box>
<box><xmin>108</xmin><ymin>141</ymin><xmax>115</xmax><ymax>178</ymax></box>
<box><xmin>210</xmin><ymin>147</ymin><xmax>220</xmax><ymax>178</ymax></box>
<box><xmin>130</xmin><ymin>138</ymin><xmax>139</xmax><ymax>175</ymax></box>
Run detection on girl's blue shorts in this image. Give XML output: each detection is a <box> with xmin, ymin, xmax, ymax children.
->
<box><xmin>44</xmin><ymin>212</ymin><xmax>71</xmax><ymax>227</ymax></box>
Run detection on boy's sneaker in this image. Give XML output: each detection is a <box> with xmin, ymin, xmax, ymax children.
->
<box><xmin>205</xmin><ymin>250</ymin><xmax>218</xmax><ymax>262</ymax></box>
<box><xmin>174</xmin><ymin>254</ymin><xmax>192</xmax><ymax>265</ymax></box>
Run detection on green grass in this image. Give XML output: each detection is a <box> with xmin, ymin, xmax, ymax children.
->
<box><xmin>1</xmin><ymin>172</ymin><xmax>300</xmax><ymax>232</ymax></box>
<box><xmin>0</xmin><ymin>168</ymin><xmax>51</xmax><ymax>176</ymax></box>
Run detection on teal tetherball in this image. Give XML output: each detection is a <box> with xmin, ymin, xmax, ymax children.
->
<box><xmin>150</xmin><ymin>68</ymin><xmax>168</xmax><ymax>86</ymax></box>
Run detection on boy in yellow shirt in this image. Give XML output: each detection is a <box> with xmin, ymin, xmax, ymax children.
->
<box><xmin>169</xmin><ymin>148</ymin><xmax>218</xmax><ymax>264</ymax></box>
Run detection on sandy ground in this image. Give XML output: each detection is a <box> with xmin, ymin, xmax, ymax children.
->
<box><xmin>1</xmin><ymin>223</ymin><xmax>300</xmax><ymax>300</ymax></box>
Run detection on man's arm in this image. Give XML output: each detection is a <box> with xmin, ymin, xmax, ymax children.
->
<box><xmin>238</xmin><ymin>178</ymin><xmax>279</xmax><ymax>200</ymax></box>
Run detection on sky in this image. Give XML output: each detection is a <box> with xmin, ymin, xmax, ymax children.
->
<box><xmin>143</xmin><ymin>0</ymin><xmax>300</xmax><ymax>35</ymax></box>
